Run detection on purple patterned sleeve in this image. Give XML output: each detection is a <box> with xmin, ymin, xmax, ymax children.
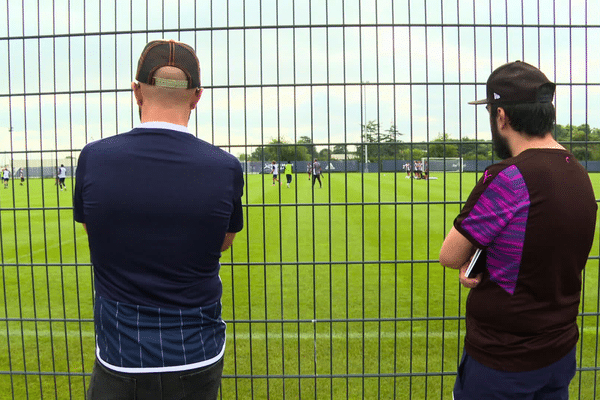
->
<box><xmin>456</xmin><ymin>165</ymin><xmax>530</xmax><ymax>294</ymax></box>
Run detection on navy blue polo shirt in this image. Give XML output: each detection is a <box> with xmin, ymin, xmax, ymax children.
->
<box><xmin>73</xmin><ymin>122</ymin><xmax>244</xmax><ymax>372</ymax></box>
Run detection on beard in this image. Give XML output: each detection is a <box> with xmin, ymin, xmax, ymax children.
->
<box><xmin>490</xmin><ymin>120</ymin><xmax>512</xmax><ymax>160</ymax></box>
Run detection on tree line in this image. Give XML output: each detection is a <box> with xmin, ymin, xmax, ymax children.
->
<box><xmin>239</xmin><ymin>121</ymin><xmax>600</xmax><ymax>163</ymax></box>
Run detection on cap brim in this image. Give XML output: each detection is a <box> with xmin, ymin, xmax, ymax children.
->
<box><xmin>468</xmin><ymin>98</ymin><xmax>488</xmax><ymax>105</ymax></box>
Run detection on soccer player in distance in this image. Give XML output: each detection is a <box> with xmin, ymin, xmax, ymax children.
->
<box><xmin>74</xmin><ymin>40</ymin><xmax>244</xmax><ymax>400</ymax></box>
<box><xmin>440</xmin><ymin>61</ymin><xmax>597</xmax><ymax>399</ymax></box>
<box><xmin>18</xmin><ymin>167</ymin><xmax>24</xmax><ymax>185</ymax></box>
<box><xmin>271</xmin><ymin>160</ymin><xmax>280</xmax><ymax>186</ymax></box>
<box><xmin>2</xmin><ymin>167</ymin><xmax>9</xmax><ymax>189</ymax></box>
<box><xmin>403</xmin><ymin>162</ymin><xmax>411</xmax><ymax>179</ymax></box>
<box><xmin>57</xmin><ymin>164</ymin><xmax>67</xmax><ymax>190</ymax></box>
<box><xmin>312</xmin><ymin>158</ymin><xmax>322</xmax><ymax>188</ymax></box>
<box><xmin>284</xmin><ymin>160</ymin><xmax>293</xmax><ymax>188</ymax></box>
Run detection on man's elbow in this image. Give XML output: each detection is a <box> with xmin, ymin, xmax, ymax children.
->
<box><xmin>439</xmin><ymin>226</ymin><xmax>475</xmax><ymax>269</ymax></box>
<box><xmin>439</xmin><ymin>252</ymin><xmax>461</xmax><ymax>269</ymax></box>
<box><xmin>439</xmin><ymin>246</ymin><xmax>464</xmax><ymax>269</ymax></box>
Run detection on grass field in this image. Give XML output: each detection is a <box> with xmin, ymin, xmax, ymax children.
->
<box><xmin>0</xmin><ymin>172</ymin><xmax>599</xmax><ymax>399</ymax></box>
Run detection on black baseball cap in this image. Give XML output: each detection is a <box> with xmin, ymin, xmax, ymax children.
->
<box><xmin>135</xmin><ymin>39</ymin><xmax>201</xmax><ymax>89</ymax></box>
<box><xmin>469</xmin><ymin>61</ymin><xmax>555</xmax><ymax>105</ymax></box>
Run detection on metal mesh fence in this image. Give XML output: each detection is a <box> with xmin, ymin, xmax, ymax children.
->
<box><xmin>1</xmin><ymin>0</ymin><xmax>599</xmax><ymax>399</ymax></box>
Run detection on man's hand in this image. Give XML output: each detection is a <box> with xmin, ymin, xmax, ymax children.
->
<box><xmin>459</xmin><ymin>259</ymin><xmax>482</xmax><ymax>289</ymax></box>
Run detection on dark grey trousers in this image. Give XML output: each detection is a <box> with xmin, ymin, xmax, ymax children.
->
<box><xmin>87</xmin><ymin>357</ymin><xmax>224</xmax><ymax>400</ymax></box>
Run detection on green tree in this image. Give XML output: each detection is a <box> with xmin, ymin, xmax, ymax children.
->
<box><xmin>555</xmin><ymin>124</ymin><xmax>600</xmax><ymax>160</ymax></box>
<box><xmin>428</xmin><ymin>133</ymin><xmax>459</xmax><ymax>158</ymax></box>
<box><xmin>332</xmin><ymin>144</ymin><xmax>347</xmax><ymax>154</ymax></box>
<box><xmin>458</xmin><ymin>137</ymin><xmax>492</xmax><ymax>160</ymax></box>
<box><xmin>247</xmin><ymin>138</ymin><xmax>311</xmax><ymax>162</ymax></box>
<box><xmin>572</xmin><ymin>147</ymin><xmax>591</xmax><ymax>161</ymax></box>
<box><xmin>298</xmin><ymin>136</ymin><xmax>317</xmax><ymax>158</ymax></box>
<box><xmin>397</xmin><ymin>145</ymin><xmax>426</xmax><ymax>161</ymax></box>
<box><xmin>385</xmin><ymin>124</ymin><xmax>402</xmax><ymax>143</ymax></box>
<box><xmin>589</xmin><ymin>128</ymin><xmax>600</xmax><ymax>160</ymax></box>
<box><xmin>355</xmin><ymin>120</ymin><xmax>379</xmax><ymax>162</ymax></box>
<box><xmin>318</xmin><ymin>148</ymin><xmax>331</xmax><ymax>159</ymax></box>
<box><xmin>554</xmin><ymin>124</ymin><xmax>570</xmax><ymax>142</ymax></box>
<box><xmin>357</xmin><ymin>121</ymin><xmax>406</xmax><ymax>162</ymax></box>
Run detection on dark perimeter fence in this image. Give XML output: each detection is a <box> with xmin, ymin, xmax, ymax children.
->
<box><xmin>1</xmin><ymin>1</ymin><xmax>600</xmax><ymax>399</ymax></box>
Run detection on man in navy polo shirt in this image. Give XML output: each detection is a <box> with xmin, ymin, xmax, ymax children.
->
<box><xmin>74</xmin><ymin>39</ymin><xmax>244</xmax><ymax>400</ymax></box>
<box><xmin>440</xmin><ymin>61</ymin><xmax>597</xmax><ymax>399</ymax></box>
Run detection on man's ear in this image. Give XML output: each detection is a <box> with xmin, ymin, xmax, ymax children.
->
<box><xmin>132</xmin><ymin>82</ymin><xmax>143</xmax><ymax>106</ymax></box>
<box><xmin>496</xmin><ymin>107</ymin><xmax>508</xmax><ymax>130</ymax></box>
<box><xmin>190</xmin><ymin>88</ymin><xmax>203</xmax><ymax>110</ymax></box>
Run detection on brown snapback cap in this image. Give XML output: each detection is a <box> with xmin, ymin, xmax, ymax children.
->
<box><xmin>469</xmin><ymin>61</ymin><xmax>555</xmax><ymax>105</ymax></box>
<box><xmin>135</xmin><ymin>39</ymin><xmax>201</xmax><ymax>89</ymax></box>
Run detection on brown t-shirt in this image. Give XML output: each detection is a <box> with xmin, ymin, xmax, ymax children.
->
<box><xmin>454</xmin><ymin>149</ymin><xmax>597</xmax><ymax>372</ymax></box>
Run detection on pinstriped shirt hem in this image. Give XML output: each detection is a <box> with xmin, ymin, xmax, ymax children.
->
<box><xmin>95</xmin><ymin>296</ymin><xmax>226</xmax><ymax>372</ymax></box>
<box><xmin>96</xmin><ymin>340</ymin><xmax>225</xmax><ymax>374</ymax></box>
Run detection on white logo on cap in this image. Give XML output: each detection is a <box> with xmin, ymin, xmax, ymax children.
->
<box><xmin>494</xmin><ymin>93</ymin><xmax>501</xmax><ymax>99</ymax></box>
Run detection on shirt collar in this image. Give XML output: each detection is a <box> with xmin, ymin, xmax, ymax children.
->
<box><xmin>136</xmin><ymin>121</ymin><xmax>191</xmax><ymax>134</ymax></box>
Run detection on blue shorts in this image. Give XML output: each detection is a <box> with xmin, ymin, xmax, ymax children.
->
<box><xmin>453</xmin><ymin>346</ymin><xmax>576</xmax><ymax>400</ymax></box>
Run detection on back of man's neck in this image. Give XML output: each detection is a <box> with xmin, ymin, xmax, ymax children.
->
<box><xmin>511</xmin><ymin>133</ymin><xmax>565</xmax><ymax>157</ymax></box>
<box><xmin>140</xmin><ymin>108</ymin><xmax>190</xmax><ymax>127</ymax></box>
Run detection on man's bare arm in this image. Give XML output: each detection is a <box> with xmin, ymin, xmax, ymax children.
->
<box><xmin>439</xmin><ymin>226</ymin><xmax>476</xmax><ymax>269</ymax></box>
<box><xmin>440</xmin><ymin>226</ymin><xmax>483</xmax><ymax>288</ymax></box>
<box><xmin>221</xmin><ymin>232</ymin><xmax>237</xmax><ymax>252</ymax></box>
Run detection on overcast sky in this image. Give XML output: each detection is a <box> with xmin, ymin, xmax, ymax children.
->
<box><xmin>0</xmin><ymin>0</ymin><xmax>599</xmax><ymax>162</ymax></box>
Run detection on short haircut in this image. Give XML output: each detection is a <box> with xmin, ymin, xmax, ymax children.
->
<box><xmin>490</xmin><ymin>102</ymin><xmax>555</xmax><ymax>138</ymax></box>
